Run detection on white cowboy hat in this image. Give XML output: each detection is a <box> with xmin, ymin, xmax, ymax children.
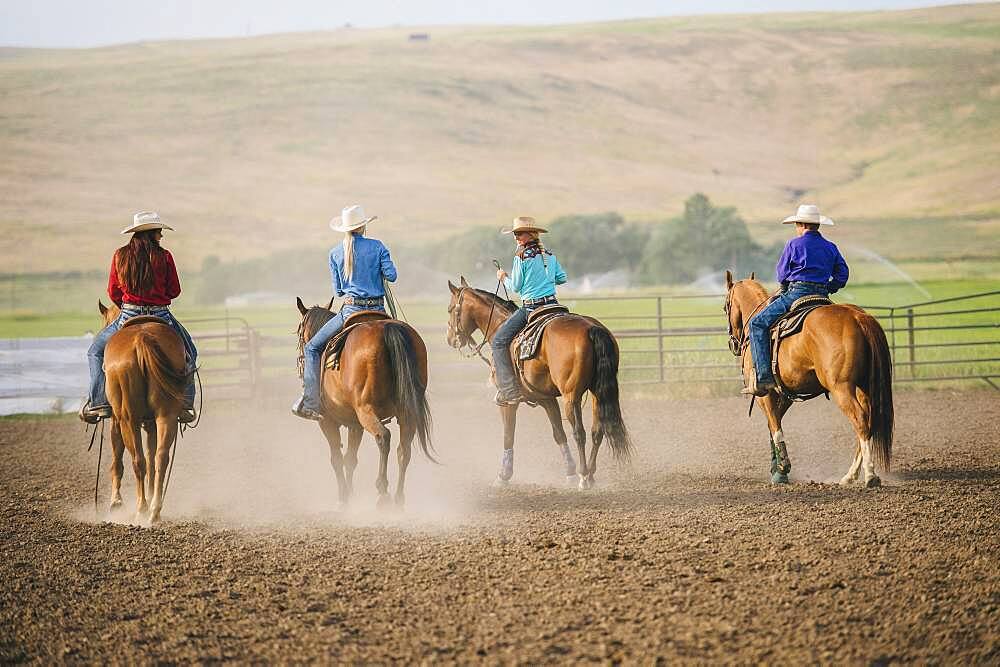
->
<box><xmin>120</xmin><ymin>211</ymin><xmax>174</xmax><ymax>235</ymax></box>
<box><xmin>500</xmin><ymin>215</ymin><xmax>548</xmax><ymax>234</ymax></box>
<box><xmin>331</xmin><ymin>204</ymin><xmax>378</xmax><ymax>232</ymax></box>
<box><xmin>782</xmin><ymin>204</ymin><xmax>834</xmax><ymax>226</ymax></box>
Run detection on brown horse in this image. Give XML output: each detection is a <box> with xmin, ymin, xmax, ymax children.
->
<box><xmin>723</xmin><ymin>271</ymin><xmax>893</xmax><ymax>487</ymax></box>
<box><xmin>97</xmin><ymin>301</ymin><xmax>191</xmax><ymax>524</ymax></box>
<box><xmin>296</xmin><ymin>298</ymin><xmax>433</xmax><ymax>509</ymax></box>
<box><xmin>446</xmin><ymin>277</ymin><xmax>632</xmax><ymax>488</ymax></box>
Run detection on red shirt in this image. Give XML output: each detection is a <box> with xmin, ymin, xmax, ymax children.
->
<box><xmin>108</xmin><ymin>249</ymin><xmax>181</xmax><ymax>306</ymax></box>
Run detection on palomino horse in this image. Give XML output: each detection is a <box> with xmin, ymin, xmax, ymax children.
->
<box><xmin>446</xmin><ymin>278</ymin><xmax>632</xmax><ymax>488</ymax></box>
<box><xmin>723</xmin><ymin>271</ymin><xmax>893</xmax><ymax>487</ymax></box>
<box><xmin>296</xmin><ymin>298</ymin><xmax>433</xmax><ymax>509</ymax></box>
<box><xmin>97</xmin><ymin>301</ymin><xmax>192</xmax><ymax>524</ymax></box>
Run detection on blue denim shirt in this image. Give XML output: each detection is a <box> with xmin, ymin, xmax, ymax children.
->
<box><xmin>503</xmin><ymin>249</ymin><xmax>568</xmax><ymax>301</ymax></box>
<box><xmin>329</xmin><ymin>236</ymin><xmax>397</xmax><ymax>298</ymax></box>
<box><xmin>775</xmin><ymin>231</ymin><xmax>849</xmax><ymax>293</ymax></box>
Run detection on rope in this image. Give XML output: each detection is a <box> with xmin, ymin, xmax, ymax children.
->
<box><xmin>87</xmin><ymin>419</ymin><xmax>105</xmax><ymax>515</ymax></box>
<box><xmin>382</xmin><ymin>279</ymin><xmax>407</xmax><ymax>322</ymax></box>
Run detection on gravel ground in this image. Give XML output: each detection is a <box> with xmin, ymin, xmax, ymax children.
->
<box><xmin>1</xmin><ymin>387</ymin><xmax>999</xmax><ymax>663</ymax></box>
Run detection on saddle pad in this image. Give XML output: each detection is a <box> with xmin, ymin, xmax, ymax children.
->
<box><xmin>120</xmin><ymin>315</ymin><xmax>170</xmax><ymax>329</ymax></box>
<box><xmin>514</xmin><ymin>310</ymin><xmax>572</xmax><ymax>361</ymax></box>
<box><xmin>324</xmin><ymin>315</ymin><xmax>391</xmax><ymax>371</ymax></box>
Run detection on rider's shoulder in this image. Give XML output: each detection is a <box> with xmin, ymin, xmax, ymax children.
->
<box><xmin>516</xmin><ymin>245</ymin><xmax>551</xmax><ymax>260</ymax></box>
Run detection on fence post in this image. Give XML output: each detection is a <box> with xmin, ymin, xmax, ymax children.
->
<box><xmin>657</xmin><ymin>297</ymin><xmax>664</xmax><ymax>383</ymax></box>
<box><xmin>906</xmin><ymin>308</ymin><xmax>915</xmax><ymax>378</ymax></box>
<box><xmin>247</xmin><ymin>327</ymin><xmax>261</xmax><ymax>399</ymax></box>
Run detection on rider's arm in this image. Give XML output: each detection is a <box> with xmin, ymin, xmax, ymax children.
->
<box><xmin>380</xmin><ymin>243</ymin><xmax>397</xmax><ymax>283</ymax></box>
<box><xmin>107</xmin><ymin>256</ymin><xmax>123</xmax><ymax>307</ymax></box>
<box><xmin>163</xmin><ymin>251</ymin><xmax>181</xmax><ymax>300</ymax></box>
<box><xmin>775</xmin><ymin>240</ymin><xmax>793</xmax><ymax>286</ymax></box>
<box><xmin>504</xmin><ymin>256</ymin><xmax>524</xmax><ymax>293</ymax></box>
<box><xmin>829</xmin><ymin>247</ymin><xmax>849</xmax><ymax>293</ymax></box>
<box><xmin>329</xmin><ymin>249</ymin><xmax>344</xmax><ymax>297</ymax></box>
<box><xmin>550</xmin><ymin>254</ymin><xmax>567</xmax><ymax>286</ymax></box>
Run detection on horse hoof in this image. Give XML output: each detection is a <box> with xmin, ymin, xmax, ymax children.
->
<box><xmin>839</xmin><ymin>476</ymin><xmax>854</xmax><ymax>486</ymax></box>
<box><xmin>770</xmin><ymin>472</ymin><xmax>789</xmax><ymax>485</ymax></box>
<box><xmin>865</xmin><ymin>476</ymin><xmax>882</xmax><ymax>489</ymax></box>
<box><xmin>565</xmin><ymin>474</ymin><xmax>579</xmax><ymax>487</ymax></box>
<box><xmin>578</xmin><ymin>477</ymin><xmax>593</xmax><ymax>490</ymax></box>
<box><xmin>493</xmin><ymin>476</ymin><xmax>510</xmax><ymax>488</ymax></box>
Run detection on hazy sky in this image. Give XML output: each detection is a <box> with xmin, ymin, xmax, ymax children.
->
<box><xmin>0</xmin><ymin>0</ymin><xmax>979</xmax><ymax>48</ymax></box>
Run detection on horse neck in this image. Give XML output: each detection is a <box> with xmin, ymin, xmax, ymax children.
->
<box><xmin>735</xmin><ymin>281</ymin><xmax>769</xmax><ymax>322</ymax></box>
<box><xmin>467</xmin><ymin>290</ymin><xmax>513</xmax><ymax>341</ymax></box>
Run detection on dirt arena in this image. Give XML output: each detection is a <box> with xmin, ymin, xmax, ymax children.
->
<box><xmin>2</xmin><ymin>385</ymin><xmax>999</xmax><ymax>663</ymax></box>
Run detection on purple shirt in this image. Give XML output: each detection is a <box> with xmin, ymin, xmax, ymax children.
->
<box><xmin>775</xmin><ymin>231</ymin><xmax>849</xmax><ymax>292</ymax></box>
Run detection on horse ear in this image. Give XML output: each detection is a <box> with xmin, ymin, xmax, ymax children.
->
<box><xmin>98</xmin><ymin>300</ymin><xmax>108</xmax><ymax>316</ymax></box>
<box><xmin>460</xmin><ymin>276</ymin><xmax>470</xmax><ymax>288</ymax></box>
<box><xmin>326</xmin><ymin>297</ymin><xmax>335</xmax><ymax>311</ymax></box>
<box><xmin>448</xmin><ymin>280</ymin><xmax>459</xmax><ymax>295</ymax></box>
<box><xmin>296</xmin><ymin>297</ymin><xmax>308</xmax><ymax>315</ymax></box>
<box><xmin>749</xmin><ymin>271</ymin><xmax>756</xmax><ymax>281</ymax></box>
<box><xmin>725</xmin><ymin>270</ymin><xmax>734</xmax><ymax>290</ymax></box>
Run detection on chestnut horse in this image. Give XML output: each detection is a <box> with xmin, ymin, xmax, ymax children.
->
<box><xmin>97</xmin><ymin>301</ymin><xmax>191</xmax><ymax>524</ymax></box>
<box><xmin>296</xmin><ymin>298</ymin><xmax>433</xmax><ymax>509</ymax></box>
<box><xmin>446</xmin><ymin>278</ymin><xmax>632</xmax><ymax>488</ymax></box>
<box><xmin>723</xmin><ymin>271</ymin><xmax>893</xmax><ymax>487</ymax></box>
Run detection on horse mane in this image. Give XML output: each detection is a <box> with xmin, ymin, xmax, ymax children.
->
<box><xmin>296</xmin><ymin>306</ymin><xmax>335</xmax><ymax>379</ymax></box>
<box><xmin>469</xmin><ymin>288</ymin><xmax>517</xmax><ymax>313</ymax></box>
<box><xmin>740</xmin><ymin>279</ymin><xmax>769</xmax><ymax>302</ymax></box>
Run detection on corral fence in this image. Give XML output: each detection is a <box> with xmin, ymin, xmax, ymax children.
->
<box><xmin>195</xmin><ymin>290</ymin><xmax>1000</xmax><ymax>397</ymax></box>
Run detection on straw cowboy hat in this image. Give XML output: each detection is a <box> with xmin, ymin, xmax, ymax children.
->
<box><xmin>782</xmin><ymin>204</ymin><xmax>834</xmax><ymax>226</ymax></box>
<box><xmin>500</xmin><ymin>216</ymin><xmax>548</xmax><ymax>234</ymax></box>
<box><xmin>331</xmin><ymin>204</ymin><xmax>378</xmax><ymax>232</ymax></box>
<box><xmin>120</xmin><ymin>211</ymin><xmax>174</xmax><ymax>235</ymax></box>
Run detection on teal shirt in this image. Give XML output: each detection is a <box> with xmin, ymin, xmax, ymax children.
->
<box><xmin>503</xmin><ymin>248</ymin><xmax>568</xmax><ymax>300</ymax></box>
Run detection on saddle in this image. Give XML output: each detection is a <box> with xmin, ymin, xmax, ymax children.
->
<box><xmin>323</xmin><ymin>310</ymin><xmax>391</xmax><ymax>371</ymax></box>
<box><xmin>513</xmin><ymin>305</ymin><xmax>570</xmax><ymax>363</ymax></box>
<box><xmin>769</xmin><ymin>295</ymin><xmax>833</xmax><ymax>400</ymax></box>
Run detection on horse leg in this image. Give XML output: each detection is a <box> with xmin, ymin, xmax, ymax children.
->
<box><xmin>564</xmin><ymin>396</ymin><xmax>589</xmax><ymax>489</ymax></box>
<box><xmin>496</xmin><ymin>404</ymin><xmax>517</xmax><ymax>484</ymax></box>
<box><xmin>830</xmin><ymin>383</ymin><xmax>880</xmax><ymax>488</ymax></box>
<box><xmin>345</xmin><ymin>425</ymin><xmax>363</xmax><ymax>500</ymax></box>
<box><xmin>109</xmin><ymin>421</ymin><xmax>126</xmax><ymax>512</ymax></box>
<box><xmin>143</xmin><ymin>421</ymin><xmax>156</xmax><ymax>503</ymax></box>
<box><xmin>395</xmin><ymin>419</ymin><xmax>415</xmax><ymax>508</ymax></box>
<box><xmin>357</xmin><ymin>407</ymin><xmax>392</xmax><ymax>509</ymax></box>
<box><xmin>148</xmin><ymin>416</ymin><xmax>177</xmax><ymax>526</ymax></box>
<box><xmin>540</xmin><ymin>399</ymin><xmax>576</xmax><ymax>484</ymax></box>
<box><xmin>586</xmin><ymin>394</ymin><xmax>605</xmax><ymax>487</ymax></box>
<box><xmin>761</xmin><ymin>392</ymin><xmax>793</xmax><ymax>484</ymax></box>
<box><xmin>118</xmin><ymin>418</ymin><xmax>148</xmax><ymax>522</ymax></box>
<box><xmin>319</xmin><ymin>419</ymin><xmax>349</xmax><ymax>507</ymax></box>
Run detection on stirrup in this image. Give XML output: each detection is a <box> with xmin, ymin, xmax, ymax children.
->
<box><xmin>494</xmin><ymin>390</ymin><xmax>521</xmax><ymax>407</ymax></box>
<box><xmin>178</xmin><ymin>407</ymin><xmax>197</xmax><ymax>424</ymax></box>
<box><xmin>79</xmin><ymin>401</ymin><xmax>112</xmax><ymax>424</ymax></box>
<box><xmin>291</xmin><ymin>397</ymin><xmax>323</xmax><ymax>421</ymax></box>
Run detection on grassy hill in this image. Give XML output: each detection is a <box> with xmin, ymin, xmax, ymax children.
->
<box><xmin>1</xmin><ymin>4</ymin><xmax>998</xmax><ymax>274</ymax></box>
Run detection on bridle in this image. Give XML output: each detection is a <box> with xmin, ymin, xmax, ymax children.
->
<box><xmin>448</xmin><ymin>288</ymin><xmax>494</xmax><ymax>367</ymax></box>
<box><xmin>724</xmin><ymin>286</ymin><xmax>767</xmax><ymax>357</ymax></box>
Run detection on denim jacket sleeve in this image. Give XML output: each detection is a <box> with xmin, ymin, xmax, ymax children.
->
<box><xmin>329</xmin><ymin>249</ymin><xmax>344</xmax><ymax>296</ymax></box>
<box><xmin>380</xmin><ymin>243</ymin><xmax>398</xmax><ymax>283</ymax></box>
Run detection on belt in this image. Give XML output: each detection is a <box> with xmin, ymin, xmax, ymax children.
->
<box><xmin>524</xmin><ymin>294</ymin><xmax>558</xmax><ymax>307</ymax></box>
<box><xmin>122</xmin><ymin>303</ymin><xmax>169</xmax><ymax>313</ymax></box>
<box><xmin>343</xmin><ymin>296</ymin><xmax>383</xmax><ymax>307</ymax></box>
<box><xmin>789</xmin><ymin>281</ymin><xmax>828</xmax><ymax>288</ymax></box>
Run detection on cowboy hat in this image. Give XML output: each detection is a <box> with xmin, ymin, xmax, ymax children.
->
<box><xmin>782</xmin><ymin>204</ymin><xmax>834</xmax><ymax>226</ymax></box>
<box><xmin>500</xmin><ymin>216</ymin><xmax>548</xmax><ymax>234</ymax></box>
<box><xmin>120</xmin><ymin>211</ymin><xmax>174</xmax><ymax>235</ymax></box>
<box><xmin>331</xmin><ymin>204</ymin><xmax>378</xmax><ymax>232</ymax></box>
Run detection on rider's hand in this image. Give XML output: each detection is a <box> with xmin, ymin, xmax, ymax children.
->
<box><xmin>497</xmin><ymin>268</ymin><xmax>508</xmax><ymax>281</ymax></box>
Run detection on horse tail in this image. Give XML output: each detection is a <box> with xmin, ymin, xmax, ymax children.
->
<box><xmin>134</xmin><ymin>330</ymin><xmax>190</xmax><ymax>406</ymax></box>
<box><xmin>382</xmin><ymin>323</ymin><xmax>435</xmax><ymax>463</ymax></box>
<box><xmin>588</xmin><ymin>325</ymin><xmax>633</xmax><ymax>463</ymax></box>
<box><xmin>857</xmin><ymin>313</ymin><xmax>894</xmax><ymax>471</ymax></box>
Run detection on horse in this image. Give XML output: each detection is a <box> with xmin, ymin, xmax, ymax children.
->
<box><xmin>295</xmin><ymin>298</ymin><xmax>434</xmax><ymax>509</ymax></box>
<box><xmin>723</xmin><ymin>270</ymin><xmax>893</xmax><ymax>487</ymax></box>
<box><xmin>97</xmin><ymin>301</ymin><xmax>192</xmax><ymax>524</ymax></box>
<box><xmin>446</xmin><ymin>277</ymin><xmax>632</xmax><ymax>488</ymax></box>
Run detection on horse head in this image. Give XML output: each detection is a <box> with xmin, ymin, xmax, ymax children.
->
<box><xmin>295</xmin><ymin>296</ymin><xmax>335</xmax><ymax>378</ymax></box>
<box><xmin>446</xmin><ymin>278</ymin><xmax>477</xmax><ymax>349</ymax></box>
<box><xmin>723</xmin><ymin>270</ymin><xmax>767</xmax><ymax>356</ymax></box>
<box><xmin>98</xmin><ymin>300</ymin><xmax>120</xmax><ymax>327</ymax></box>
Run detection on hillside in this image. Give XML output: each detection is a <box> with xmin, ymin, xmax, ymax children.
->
<box><xmin>1</xmin><ymin>4</ymin><xmax>998</xmax><ymax>272</ymax></box>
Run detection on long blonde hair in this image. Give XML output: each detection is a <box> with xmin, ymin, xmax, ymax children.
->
<box><xmin>342</xmin><ymin>226</ymin><xmax>366</xmax><ymax>281</ymax></box>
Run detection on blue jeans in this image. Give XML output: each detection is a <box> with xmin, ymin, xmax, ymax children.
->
<box><xmin>302</xmin><ymin>304</ymin><xmax>377</xmax><ymax>412</ymax></box>
<box><xmin>492</xmin><ymin>303</ymin><xmax>552</xmax><ymax>396</ymax></box>
<box><xmin>747</xmin><ymin>283</ymin><xmax>829</xmax><ymax>385</ymax></box>
<box><xmin>88</xmin><ymin>307</ymin><xmax>198</xmax><ymax>408</ymax></box>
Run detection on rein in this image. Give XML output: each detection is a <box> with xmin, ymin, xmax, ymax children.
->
<box><xmin>725</xmin><ymin>289</ymin><xmax>768</xmax><ymax>357</ymax></box>
<box><xmin>449</xmin><ymin>278</ymin><xmax>511</xmax><ymax>369</ymax></box>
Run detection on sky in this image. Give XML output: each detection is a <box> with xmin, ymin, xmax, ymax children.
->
<box><xmin>0</xmin><ymin>0</ymin><xmax>981</xmax><ymax>48</ymax></box>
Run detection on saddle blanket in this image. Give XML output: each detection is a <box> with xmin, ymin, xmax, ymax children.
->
<box><xmin>514</xmin><ymin>306</ymin><xmax>571</xmax><ymax>361</ymax></box>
